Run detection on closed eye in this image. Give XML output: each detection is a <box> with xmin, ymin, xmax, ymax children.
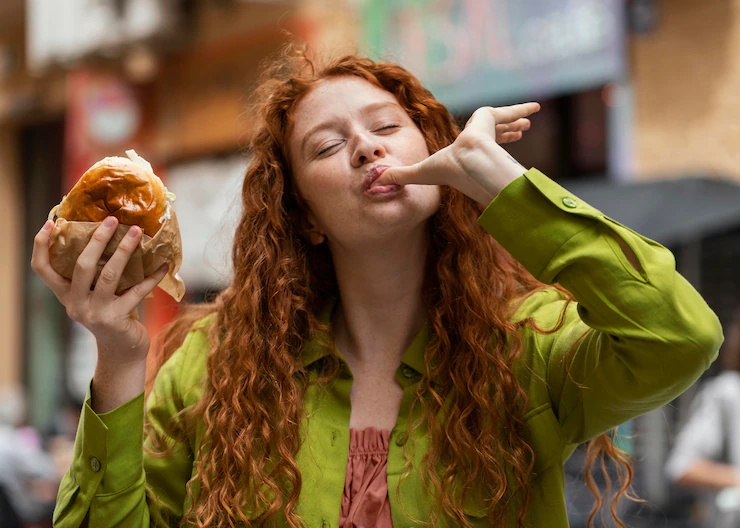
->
<box><xmin>315</xmin><ymin>124</ymin><xmax>398</xmax><ymax>156</ymax></box>
<box><xmin>317</xmin><ymin>142</ymin><xmax>343</xmax><ymax>156</ymax></box>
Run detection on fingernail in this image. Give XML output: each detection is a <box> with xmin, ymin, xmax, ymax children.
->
<box><xmin>127</xmin><ymin>226</ymin><xmax>140</xmax><ymax>238</ymax></box>
<box><xmin>159</xmin><ymin>264</ymin><xmax>168</xmax><ymax>273</ymax></box>
<box><xmin>104</xmin><ymin>217</ymin><xmax>116</xmax><ymax>228</ymax></box>
<box><xmin>42</xmin><ymin>220</ymin><xmax>53</xmax><ymax>232</ymax></box>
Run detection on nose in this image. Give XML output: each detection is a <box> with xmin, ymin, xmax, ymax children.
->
<box><xmin>351</xmin><ymin>133</ymin><xmax>386</xmax><ymax>167</ymax></box>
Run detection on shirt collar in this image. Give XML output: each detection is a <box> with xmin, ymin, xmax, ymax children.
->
<box><xmin>301</xmin><ymin>298</ymin><xmax>337</xmax><ymax>369</ymax></box>
<box><xmin>399</xmin><ymin>321</ymin><xmax>430</xmax><ymax>377</ymax></box>
<box><xmin>301</xmin><ymin>298</ymin><xmax>430</xmax><ymax>378</ymax></box>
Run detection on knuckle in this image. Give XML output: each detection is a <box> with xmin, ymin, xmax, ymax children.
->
<box><xmin>131</xmin><ymin>283</ymin><xmax>149</xmax><ymax>299</ymax></box>
<box><xmin>117</xmin><ymin>238</ymin><xmax>136</xmax><ymax>254</ymax></box>
<box><xmin>74</xmin><ymin>258</ymin><xmax>91</xmax><ymax>275</ymax></box>
<box><xmin>65</xmin><ymin>305</ymin><xmax>79</xmax><ymax>321</ymax></box>
<box><xmin>98</xmin><ymin>267</ymin><xmax>118</xmax><ymax>285</ymax></box>
<box><xmin>457</xmin><ymin>131</ymin><xmax>485</xmax><ymax>150</ymax></box>
<box><xmin>92</xmin><ymin>229</ymin><xmax>110</xmax><ymax>243</ymax></box>
<box><xmin>86</xmin><ymin>311</ymin><xmax>106</xmax><ymax>327</ymax></box>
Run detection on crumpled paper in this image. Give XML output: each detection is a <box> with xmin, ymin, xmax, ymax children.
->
<box><xmin>47</xmin><ymin>202</ymin><xmax>186</xmax><ymax>306</ymax></box>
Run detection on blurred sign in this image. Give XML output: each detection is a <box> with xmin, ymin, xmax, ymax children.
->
<box><xmin>166</xmin><ymin>156</ymin><xmax>247</xmax><ymax>290</ymax></box>
<box><xmin>64</xmin><ymin>70</ymin><xmax>146</xmax><ymax>192</ymax></box>
<box><xmin>27</xmin><ymin>0</ymin><xmax>179</xmax><ymax>72</ymax></box>
<box><xmin>362</xmin><ymin>0</ymin><xmax>625</xmax><ymax>109</ymax></box>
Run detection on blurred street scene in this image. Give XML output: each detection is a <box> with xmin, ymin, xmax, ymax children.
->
<box><xmin>1</xmin><ymin>0</ymin><xmax>740</xmax><ymax>526</ymax></box>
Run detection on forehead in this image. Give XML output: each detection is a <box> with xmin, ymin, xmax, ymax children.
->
<box><xmin>291</xmin><ymin>77</ymin><xmax>401</xmax><ymax>134</ymax></box>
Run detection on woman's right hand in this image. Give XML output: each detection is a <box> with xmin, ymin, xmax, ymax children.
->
<box><xmin>30</xmin><ymin>216</ymin><xmax>169</xmax><ymax>366</ymax></box>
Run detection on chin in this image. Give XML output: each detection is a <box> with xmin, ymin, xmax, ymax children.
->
<box><xmin>366</xmin><ymin>199</ymin><xmax>438</xmax><ymax>232</ymax></box>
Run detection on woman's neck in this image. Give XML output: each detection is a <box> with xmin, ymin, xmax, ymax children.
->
<box><xmin>329</xmin><ymin>228</ymin><xmax>428</xmax><ymax>368</ymax></box>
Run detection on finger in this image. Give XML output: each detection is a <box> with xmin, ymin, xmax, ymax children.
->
<box><xmin>373</xmin><ymin>144</ymin><xmax>456</xmax><ymax>188</ymax></box>
<box><xmin>115</xmin><ymin>264</ymin><xmax>169</xmax><ymax>315</ymax></box>
<box><xmin>30</xmin><ymin>220</ymin><xmax>71</xmax><ymax>297</ymax></box>
<box><xmin>69</xmin><ymin>217</ymin><xmax>119</xmax><ymax>304</ymax></box>
<box><xmin>372</xmin><ymin>162</ymin><xmax>424</xmax><ymax>188</ymax></box>
<box><xmin>495</xmin><ymin>118</ymin><xmax>531</xmax><ymax>135</ymax></box>
<box><xmin>496</xmin><ymin>131</ymin><xmax>524</xmax><ymax>144</ymax></box>
<box><xmin>465</xmin><ymin>106</ymin><xmax>498</xmax><ymax>129</ymax></box>
<box><xmin>92</xmin><ymin>225</ymin><xmax>143</xmax><ymax>299</ymax></box>
<box><xmin>491</xmin><ymin>102</ymin><xmax>540</xmax><ymax>125</ymax></box>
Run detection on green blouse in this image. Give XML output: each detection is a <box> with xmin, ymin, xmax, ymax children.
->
<box><xmin>53</xmin><ymin>169</ymin><xmax>724</xmax><ymax>527</ymax></box>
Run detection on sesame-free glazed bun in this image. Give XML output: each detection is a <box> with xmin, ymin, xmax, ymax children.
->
<box><xmin>56</xmin><ymin>154</ymin><xmax>168</xmax><ymax>237</ymax></box>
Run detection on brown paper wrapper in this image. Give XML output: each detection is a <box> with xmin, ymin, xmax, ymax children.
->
<box><xmin>46</xmin><ymin>203</ymin><xmax>186</xmax><ymax>305</ymax></box>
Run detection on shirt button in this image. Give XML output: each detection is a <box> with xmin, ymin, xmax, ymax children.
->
<box><xmin>562</xmin><ymin>197</ymin><xmax>578</xmax><ymax>208</ymax></box>
<box><xmin>90</xmin><ymin>457</ymin><xmax>101</xmax><ymax>472</ymax></box>
<box><xmin>395</xmin><ymin>431</ymin><xmax>408</xmax><ymax>446</ymax></box>
<box><xmin>401</xmin><ymin>366</ymin><xmax>415</xmax><ymax>379</ymax></box>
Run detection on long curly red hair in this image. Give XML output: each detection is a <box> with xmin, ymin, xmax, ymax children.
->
<box><xmin>146</xmin><ymin>46</ymin><xmax>636</xmax><ymax>527</ymax></box>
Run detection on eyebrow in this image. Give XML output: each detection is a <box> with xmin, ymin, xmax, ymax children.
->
<box><xmin>300</xmin><ymin>101</ymin><xmax>403</xmax><ymax>156</ymax></box>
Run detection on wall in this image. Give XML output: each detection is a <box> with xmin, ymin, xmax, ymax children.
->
<box><xmin>0</xmin><ymin>126</ymin><xmax>22</xmax><ymax>389</ymax></box>
<box><xmin>0</xmin><ymin>15</ymin><xmax>25</xmax><ymax>390</ymax></box>
<box><xmin>631</xmin><ymin>0</ymin><xmax>740</xmax><ymax>181</ymax></box>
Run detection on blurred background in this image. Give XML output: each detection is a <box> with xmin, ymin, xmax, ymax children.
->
<box><xmin>1</xmin><ymin>0</ymin><xmax>740</xmax><ymax>526</ymax></box>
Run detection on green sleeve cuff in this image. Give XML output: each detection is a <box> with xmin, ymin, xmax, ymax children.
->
<box><xmin>478</xmin><ymin>168</ymin><xmax>601</xmax><ymax>283</ymax></box>
<box><xmin>72</xmin><ymin>383</ymin><xmax>145</xmax><ymax>499</ymax></box>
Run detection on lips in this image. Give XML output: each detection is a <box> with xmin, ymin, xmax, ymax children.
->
<box><xmin>363</xmin><ymin>165</ymin><xmax>390</xmax><ymax>191</ymax></box>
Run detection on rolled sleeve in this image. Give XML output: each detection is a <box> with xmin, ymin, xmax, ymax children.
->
<box><xmin>53</xmin><ymin>319</ymin><xmax>211</xmax><ymax>527</ymax></box>
<box><xmin>479</xmin><ymin>168</ymin><xmax>723</xmax><ymax>443</ymax></box>
<box><xmin>55</xmin><ymin>386</ymin><xmax>146</xmax><ymax>527</ymax></box>
<box><xmin>72</xmin><ymin>385</ymin><xmax>145</xmax><ymax>499</ymax></box>
<box><xmin>479</xmin><ymin>168</ymin><xmax>600</xmax><ymax>282</ymax></box>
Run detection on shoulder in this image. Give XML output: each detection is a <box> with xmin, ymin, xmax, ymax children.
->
<box><xmin>509</xmin><ymin>286</ymin><xmax>573</xmax><ymax>325</ymax></box>
<box><xmin>509</xmin><ymin>286</ymin><xmax>582</xmax><ymax>355</ymax></box>
<box><xmin>507</xmin><ymin>287</ymin><xmax>581</xmax><ymax>403</ymax></box>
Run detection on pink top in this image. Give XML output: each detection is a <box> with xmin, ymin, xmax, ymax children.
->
<box><xmin>339</xmin><ymin>427</ymin><xmax>394</xmax><ymax>528</ymax></box>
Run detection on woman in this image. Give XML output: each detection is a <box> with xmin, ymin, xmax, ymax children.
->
<box><xmin>666</xmin><ymin>308</ymin><xmax>740</xmax><ymax>526</ymax></box>
<box><xmin>34</xmin><ymin>49</ymin><xmax>723</xmax><ymax>528</ymax></box>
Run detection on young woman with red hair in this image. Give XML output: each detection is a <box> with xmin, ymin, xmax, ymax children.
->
<box><xmin>34</xmin><ymin>49</ymin><xmax>723</xmax><ymax>528</ymax></box>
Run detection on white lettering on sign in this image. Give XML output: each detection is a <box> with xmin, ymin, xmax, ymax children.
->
<box><xmin>366</xmin><ymin>0</ymin><xmax>617</xmax><ymax>87</ymax></box>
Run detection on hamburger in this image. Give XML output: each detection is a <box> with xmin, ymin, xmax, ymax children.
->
<box><xmin>48</xmin><ymin>150</ymin><xmax>185</xmax><ymax>303</ymax></box>
<box><xmin>56</xmin><ymin>150</ymin><xmax>175</xmax><ymax>237</ymax></box>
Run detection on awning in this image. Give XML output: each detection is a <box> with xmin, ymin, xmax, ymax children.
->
<box><xmin>562</xmin><ymin>176</ymin><xmax>740</xmax><ymax>246</ymax></box>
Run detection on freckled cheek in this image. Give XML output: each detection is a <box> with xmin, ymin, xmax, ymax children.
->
<box><xmin>295</xmin><ymin>168</ymin><xmax>343</xmax><ymax>200</ymax></box>
<box><xmin>298</xmin><ymin>171</ymin><xmax>355</xmax><ymax>223</ymax></box>
<box><xmin>308</xmin><ymin>175</ymin><xmax>349</xmax><ymax>203</ymax></box>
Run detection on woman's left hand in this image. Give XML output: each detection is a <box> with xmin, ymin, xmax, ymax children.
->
<box><xmin>374</xmin><ymin>103</ymin><xmax>540</xmax><ymax>206</ymax></box>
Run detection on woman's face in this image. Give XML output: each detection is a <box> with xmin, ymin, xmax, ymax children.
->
<box><xmin>288</xmin><ymin>76</ymin><xmax>441</xmax><ymax>248</ymax></box>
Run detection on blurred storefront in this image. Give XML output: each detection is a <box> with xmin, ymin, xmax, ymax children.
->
<box><xmin>358</xmin><ymin>0</ymin><xmax>630</xmax><ymax>183</ymax></box>
<box><xmin>4</xmin><ymin>0</ymin><xmax>324</xmax><ymax>428</ymax></box>
<box><xmin>2</xmin><ymin>1</ymin><xmax>740</xmax><ymax>525</ymax></box>
<box><xmin>627</xmin><ymin>2</ymin><xmax>740</xmax><ymax>523</ymax></box>
<box><xmin>0</xmin><ymin>0</ymin><xmax>68</xmax><ymax>428</ymax></box>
